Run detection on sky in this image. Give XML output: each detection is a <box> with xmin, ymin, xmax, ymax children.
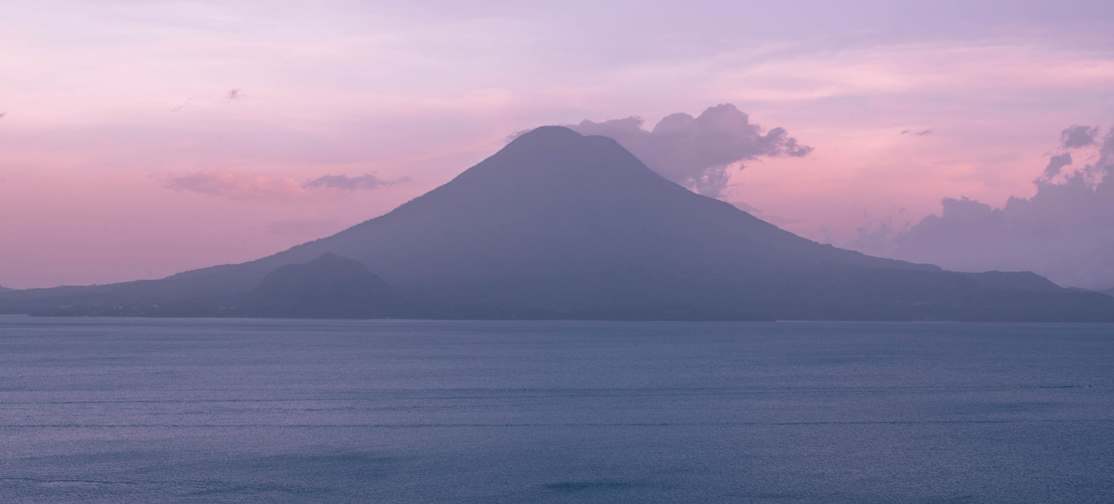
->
<box><xmin>2</xmin><ymin>0</ymin><xmax>1114</xmax><ymax>288</ymax></box>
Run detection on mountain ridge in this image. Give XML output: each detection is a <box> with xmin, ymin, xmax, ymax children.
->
<box><xmin>2</xmin><ymin>126</ymin><xmax>1112</xmax><ymax>321</ymax></box>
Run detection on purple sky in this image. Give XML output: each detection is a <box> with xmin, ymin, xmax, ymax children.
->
<box><xmin>2</xmin><ymin>1</ymin><xmax>1114</xmax><ymax>288</ymax></box>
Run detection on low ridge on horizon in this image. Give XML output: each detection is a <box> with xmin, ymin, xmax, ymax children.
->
<box><xmin>2</xmin><ymin>126</ymin><xmax>1112</xmax><ymax>321</ymax></box>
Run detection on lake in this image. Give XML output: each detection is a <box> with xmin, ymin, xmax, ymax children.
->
<box><xmin>1</xmin><ymin>316</ymin><xmax>1112</xmax><ymax>503</ymax></box>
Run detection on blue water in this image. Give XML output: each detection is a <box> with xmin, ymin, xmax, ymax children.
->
<box><xmin>0</xmin><ymin>317</ymin><xmax>1112</xmax><ymax>503</ymax></box>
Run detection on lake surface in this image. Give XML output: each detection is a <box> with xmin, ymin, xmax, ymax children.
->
<box><xmin>1</xmin><ymin>316</ymin><xmax>1112</xmax><ymax>503</ymax></box>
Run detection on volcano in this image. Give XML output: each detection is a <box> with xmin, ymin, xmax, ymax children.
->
<box><xmin>3</xmin><ymin>126</ymin><xmax>1112</xmax><ymax>321</ymax></box>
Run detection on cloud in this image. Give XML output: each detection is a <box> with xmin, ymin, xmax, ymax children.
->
<box><xmin>226</xmin><ymin>89</ymin><xmax>243</xmax><ymax>101</ymax></box>
<box><xmin>866</xmin><ymin>126</ymin><xmax>1114</xmax><ymax>289</ymax></box>
<box><xmin>901</xmin><ymin>129</ymin><xmax>933</xmax><ymax>136</ymax></box>
<box><xmin>165</xmin><ymin>170</ymin><xmax>405</xmax><ymax>200</ymax></box>
<box><xmin>302</xmin><ymin>173</ymin><xmax>407</xmax><ymax>190</ymax></box>
<box><xmin>1060</xmin><ymin>125</ymin><xmax>1097</xmax><ymax>148</ymax></box>
<box><xmin>564</xmin><ymin>104</ymin><xmax>812</xmax><ymax>197</ymax></box>
<box><xmin>1042</xmin><ymin>152</ymin><xmax>1073</xmax><ymax>180</ymax></box>
<box><xmin>164</xmin><ymin>171</ymin><xmax>302</xmax><ymax>201</ymax></box>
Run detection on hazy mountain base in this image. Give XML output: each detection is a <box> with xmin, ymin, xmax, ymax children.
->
<box><xmin>6</xmin><ymin>267</ymin><xmax>1111</xmax><ymax>321</ymax></box>
<box><xmin>2</xmin><ymin>127</ymin><xmax>1113</xmax><ymax>322</ymax></box>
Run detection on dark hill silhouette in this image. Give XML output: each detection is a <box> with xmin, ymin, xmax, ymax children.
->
<box><xmin>243</xmin><ymin>253</ymin><xmax>393</xmax><ymax>318</ymax></box>
<box><xmin>2</xmin><ymin>126</ymin><xmax>1113</xmax><ymax>320</ymax></box>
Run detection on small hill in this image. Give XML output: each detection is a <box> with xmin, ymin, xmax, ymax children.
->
<box><xmin>243</xmin><ymin>253</ymin><xmax>393</xmax><ymax>318</ymax></box>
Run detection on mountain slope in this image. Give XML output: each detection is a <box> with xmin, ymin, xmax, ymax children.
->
<box><xmin>3</xmin><ymin>126</ymin><xmax>1113</xmax><ymax>321</ymax></box>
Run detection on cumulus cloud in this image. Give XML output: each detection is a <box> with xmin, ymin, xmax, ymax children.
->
<box><xmin>1042</xmin><ymin>152</ymin><xmax>1073</xmax><ymax>180</ymax></box>
<box><xmin>302</xmin><ymin>173</ymin><xmax>406</xmax><ymax>190</ymax></box>
<box><xmin>565</xmin><ymin>104</ymin><xmax>812</xmax><ymax>197</ymax></box>
<box><xmin>868</xmin><ymin>126</ymin><xmax>1114</xmax><ymax>289</ymax></box>
<box><xmin>165</xmin><ymin>170</ymin><xmax>404</xmax><ymax>200</ymax></box>
<box><xmin>1060</xmin><ymin>125</ymin><xmax>1097</xmax><ymax>149</ymax></box>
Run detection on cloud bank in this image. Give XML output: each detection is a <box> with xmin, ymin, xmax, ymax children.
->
<box><xmin>879</xmin><ymin>125</ymin><xmax>1114</xmax><ymax>289</ymax></box>
<box><xmin>567</xmin><ymin>104</ymin><xmax>812</xmax><ymax>197</ymax></box>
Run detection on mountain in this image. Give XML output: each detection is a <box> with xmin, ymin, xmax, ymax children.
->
<box><xmin>3</xmin><ymin>126</ymin><xmax>1113</xmax><ymax>321</ymax></box>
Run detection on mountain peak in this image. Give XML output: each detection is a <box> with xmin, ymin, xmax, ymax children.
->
<box><xmin>504</xmin><ymin>125</ymin><xmax>633</xmax><ymax>158</ymax></box>
<box><xmin>456</xmin><ymin>125</ymin><xmax>655</xmax><ymax>190</ymax></box>
<box><xmin>511</xmin><ymin>125</ymin><xmax>584</xmax><ymax>144</ymax></box>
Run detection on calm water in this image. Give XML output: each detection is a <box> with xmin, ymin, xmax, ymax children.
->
<box><xmin>0</xmin><ymin>316</ymin><xmax>1112</xmax><ymax>503</ymax></box>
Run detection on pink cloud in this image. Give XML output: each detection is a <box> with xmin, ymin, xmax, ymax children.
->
<box><xmin>163</xmin><ymin>171</ymin><xmax>305</xmax><ymax>201</ymax></box>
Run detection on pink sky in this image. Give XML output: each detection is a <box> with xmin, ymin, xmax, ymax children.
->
<box><xmin>3</xmin><ymin>1</ymin><xmax>1114</xmax><ymax>288</ymax></box>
